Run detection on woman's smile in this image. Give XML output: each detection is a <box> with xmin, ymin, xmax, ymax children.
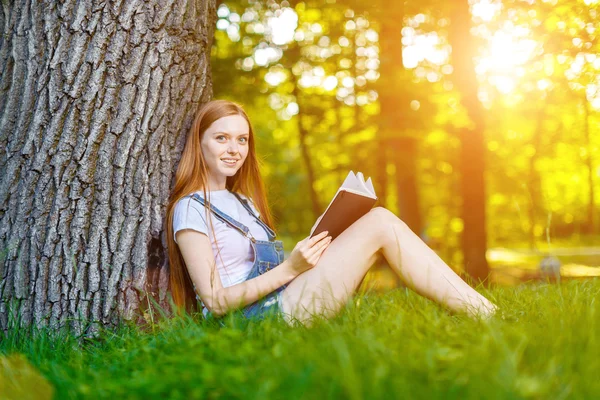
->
<box><xmin>221</xmin><ymin>158</ymin><xmax>239</xmax><ymax>166</ymax></box>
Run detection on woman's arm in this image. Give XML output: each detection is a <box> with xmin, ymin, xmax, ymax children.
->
<box><xmin>176</xmin><ymin>229</ymin><xmax>331</xmax><ymax>317</ymax></box>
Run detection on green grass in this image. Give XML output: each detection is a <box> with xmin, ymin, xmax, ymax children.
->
<box><xmin>1</xmin><ymin>279</ymin><xmax>599</xmax><ymax>399</ymax></box>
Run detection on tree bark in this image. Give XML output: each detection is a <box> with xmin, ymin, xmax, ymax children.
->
<box><xmin>448</xmin><ymin>1</ymin><xmax>490</xmax><ymax>282</ymax></box>
<box><xmin>0</xmin><ymin>0</ymin><xmax>216</xmax><ymax>335</ymax></box>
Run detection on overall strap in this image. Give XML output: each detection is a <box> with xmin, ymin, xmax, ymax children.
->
<box><xmin>189</xmin><ymin>193</ymin><xmax>257</xmax><ymax>243</ymax></box>
<box><xmin>231</xmin><ymin>193</ymin><xmax>277</xmax><ymax>240</ymax></box>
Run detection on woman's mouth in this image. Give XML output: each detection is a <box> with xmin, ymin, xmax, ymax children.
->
<box><xmin>221</xmin><ymin>158</ymin><xmax>239</xmax><ymax>166</ymax></box>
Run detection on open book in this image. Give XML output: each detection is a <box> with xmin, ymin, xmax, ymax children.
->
<box><xmin>310</xmin><ymin>171</ymin><xmax>378</xmax><ymax>240</ymax></box>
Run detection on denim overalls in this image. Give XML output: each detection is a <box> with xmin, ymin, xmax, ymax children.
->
<box><xmin>189</xmin><ymin>192</ymin><xmax>288</xmax><ymax>320</ymax></box>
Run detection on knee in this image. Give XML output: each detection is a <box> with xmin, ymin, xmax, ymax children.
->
<box><xmin>366</xmin><ymin>207</ymin><xmax>409</xmax><ymax>233</ymax></box>
<box><xmin>369</xmin><ymin>206</ymin><xmax>393</xmax><ymax>219</ymax></box>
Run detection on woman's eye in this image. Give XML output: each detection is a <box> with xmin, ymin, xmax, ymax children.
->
<box><xmin>239</xmin><ymin>137</ymin><xmax>248</xmax><ymax>144</ymax></box>
<box><xmin>216</xmin><ymin>135</ymin><xmax>226</xmax><ymax>141</ymax></box>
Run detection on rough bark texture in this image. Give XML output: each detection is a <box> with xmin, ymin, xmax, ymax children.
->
<box><xmin>448</xmin><ymin>0</ymin><xmax>490</xmax><ymax>282</ymax></box>
<box><xmin>0</xmin><ymin>0</ymin><xmax>216</xmax><ymax>335</ymax></box>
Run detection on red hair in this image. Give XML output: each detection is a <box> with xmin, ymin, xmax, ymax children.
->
<box><xmin>166</xmin><ymin>100</ymin><xmax>275</xmax><ymax>313</ymax></box>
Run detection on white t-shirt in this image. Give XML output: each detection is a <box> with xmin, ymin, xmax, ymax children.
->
<box><xmin>173</xmin><ymin>190</ymin><xmax>270</xmax><ymax>314</ymax></box>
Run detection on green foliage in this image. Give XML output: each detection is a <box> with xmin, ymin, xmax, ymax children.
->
<box><xmin>2</xmin><ymin>279</ymin><xmax>600</xmax><ymax>399</ymax></box>
<box><xmin>209</xmin><ymin>0</ymin><xmax>600</xmax><ymax>265</ymax></box>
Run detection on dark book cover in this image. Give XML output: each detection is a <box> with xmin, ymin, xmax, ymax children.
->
<box><xmin>310</xmin><ymin>190</ymin><xmax>377</xmax><ymax>240</ymax></box>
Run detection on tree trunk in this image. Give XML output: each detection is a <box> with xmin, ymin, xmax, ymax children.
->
<box><xmin>583</xmin><ymin>98</ymin><xmax>596</xmax><ymax>234</ymax></box>
<box><xmin>297</xmin><ymin>112</ymin><xmax>321</xmax><ymax>218</ymax></box>
<box><xmin>290</xmin><ymin>77</ymin><xmax>321</xmax><ymax>218</ymax></box>
<box><xmin>527</xmin><ymin>108</ymin><xmax>545</xmax><ymax>249</ymax></box>
<box><xmin>0</xmin><ymin>0</ymin><xmax>216</xmax><ymax>335</ymax></box>
<box><xmin>392</xmin><ymin>137</ymin><xmax>422</xmax><ymax>234</ymax></box>
<box><xmin>448</xmin><ymin>1</ymin><xmax>490</xmax><ymax>282</ymax></box>
<box><xmin>376</xmin><ymin>3</ymin><xmax>423</xmax><ymax>235</ymax></box>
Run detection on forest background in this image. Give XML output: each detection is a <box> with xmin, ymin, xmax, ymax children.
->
<box><xmin>1</xmin><ymin>2</ymin><xmax>600</xmax><ymax>398</ymax></box>
<box><xmin>210</xmin><ymin>0</ymin><xmax>600</xmax><ymax>286</ymax></box>
<box><xmin>1</xmin><ymin>0</ymin><xmax>599</xmax><ymax>335</ymax></box>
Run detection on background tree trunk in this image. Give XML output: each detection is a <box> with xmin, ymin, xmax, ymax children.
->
<box><xmin>583</xmin><ymin>97</ymin><xmax>596</xmax><ymax>234</ymax></box>
<box><xmin>448</xmin><ymin>0</ymin><xmax>490</xmax><ymax>282</ymax></box>
<box><xmin>375</xmin><ymin>3</ymin><xmax>423</xmax><ymax>236</ymax></box>
<box><xmin>527</xmin><ymin>108</ymin><xmax>545</xmax><ymax>249</ymax></box>
<box><xmin>0</xmin><ymin>0</ymin><xmax>216</xmax><ymax>336</ymax></box>
<box><xmin>291</xmin><ymin>79</ymin><xmax>321</xmax><ymax>218</ymax></box>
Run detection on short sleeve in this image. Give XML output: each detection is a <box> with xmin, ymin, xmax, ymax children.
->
<box><xmin>173</xmin><ymin>197</ymin><xmax>209</xmax><ymax>244</ymax></box>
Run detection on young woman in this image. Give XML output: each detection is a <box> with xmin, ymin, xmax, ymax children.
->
<box><xmin>166</xmin><ymin>99</ymin><xmax>497</xmax><ymax>325</ymax></box>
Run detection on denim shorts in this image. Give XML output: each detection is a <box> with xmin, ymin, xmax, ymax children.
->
<box><xmin>241</xmin><ymin>286</ymin><xmax>285</xmax><ymax>320</ymax></box>
<box><xmin>204</xmin><ymin>253</ymin><xmax>288</xmax><ymax>323</ymax></box>
<box><xmin>204</xmin><ymin>286</ymin><xmax>285</xmax><ymax>323</ymax></box>
<box><xmin>239</xmin><ymin>238</ymin><xmax>288</xmax><ymax>321</ymax></box>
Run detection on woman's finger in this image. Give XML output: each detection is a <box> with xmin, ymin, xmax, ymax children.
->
<box><xmin>308</xmin><ymin>231</ymin><xmax>328</xmax><ymax>247</ymax></box>
<box><xmin>306</xmin><ymin>235</ymin><xmax>332</xmax><ymax>258</ymax></box>
<box><xmin>309</xmin><ymin>241</ymin><xmax>331</xmax><ymax>265</ymax></box>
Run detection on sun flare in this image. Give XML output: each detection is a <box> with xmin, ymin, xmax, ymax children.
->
<box><xmin>476</xmin><ymin>30</ymin><xmax>539</xmax><ymax>94</ymax></box>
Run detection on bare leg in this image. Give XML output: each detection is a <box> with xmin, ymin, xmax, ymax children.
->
<box><xmin>280</xmin><ymin>207</ymin><xmax>497</xmax><ymax>324</ymax></box>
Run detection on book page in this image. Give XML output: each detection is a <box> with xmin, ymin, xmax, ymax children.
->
<box><xmin>365</xmin><ymin>177</ymin><xmax>375</xmax><ymax>196</ymax></box>
<box><xmin>355</xmin><ymin>172</ymin><xmax>375</xmax><ymax>197</ymax></box>
<box><xmin>340</xmin><ymin>171</ymin><xmax>361</xmax><ymax>192</ymax></box>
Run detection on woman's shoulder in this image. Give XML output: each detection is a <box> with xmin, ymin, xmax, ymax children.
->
<box><xmin>175</xmin><ymin>193</ymin><xmax>199</xmax><ymax>205</ymax></box>
<box><xmin>173</xmin><ymin>194</ymin><xmax>205</xmax><ymax>217</ymax></box>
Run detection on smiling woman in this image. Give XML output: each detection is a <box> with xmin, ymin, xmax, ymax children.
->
<box><xmin>165</xmin><ymin>100</ymin><xmax>278</xmax><ymax>317</ymax></box>
<box><xmin>165</xmin><ymin>99</ymin><xmax>498</xmax><ymax>325</ymax></box>
<box><xmin>200</xmin><ymin>116</ymin><xmax>251</xmax><ymax>189</ymax></box>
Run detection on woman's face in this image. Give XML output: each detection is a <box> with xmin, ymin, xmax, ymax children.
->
<box><xmin>201</xmin><ymin>114</ymin><xmax>250</xmax><ymax>189</ymax></box>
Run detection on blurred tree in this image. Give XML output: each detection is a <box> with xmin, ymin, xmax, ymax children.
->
<box><xmin>486</xmin><ymin>0</ymin><xmax>599</xmax><ymax>240</ymax></box>
<box><xmin>211</xmin><ymin>0</ymin><xmax>383</xmax><ymax>232</ymax></box>
<box><xmin>370</xmin><ymin>2</ymin><xmax>425</xmax><ymax>235</ymax></box>
<box><xmin>211</xmin><ymin>0</ymin><xmax>600</xmax><ymax>279</ymax></box>
<box><xmin>448</xmin><ymin>0</ymin><xmax>490</xmax><ymax>282</ymax></box>
<box><xmin>583</xmin><ymin>96</ymin><xmax>596</xmax><ymax>233</ymax></box>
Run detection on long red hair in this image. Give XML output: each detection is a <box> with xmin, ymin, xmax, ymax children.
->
<box><xmin>166</xmin><ymin>100</ymin><xmax>275</xmax><ymax>313</ymax></box>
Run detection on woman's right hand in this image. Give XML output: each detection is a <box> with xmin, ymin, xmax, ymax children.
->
<box><xmin>287</xmin><ymin>231</ymin><xmax>332</xmax><ymax>276</ymax></box>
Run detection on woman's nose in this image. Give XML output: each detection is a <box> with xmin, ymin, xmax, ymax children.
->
<box><xmin>227</xmin><ymin>143</ymin><xmax>238</xmax><ymax>154</ymax></box>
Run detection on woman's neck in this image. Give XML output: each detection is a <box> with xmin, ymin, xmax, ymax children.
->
<box><xmin>199</xmin><ymin>187</ymin><xmax>228</xmax><ymax>193</ymax></box>
<box><xmin>205</xmin><ymin>177</ymin><xmax>227</xmax><ymax>192</ymax></box>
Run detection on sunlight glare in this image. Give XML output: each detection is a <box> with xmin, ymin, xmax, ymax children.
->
<box><xmin>492</xmin><ymin>76</ymin><xmax>516</xmax><ymax>94</ymax></box>
<box><xmin>254</xmin><ymin>47</ymin><xmax>283</xmax><ymax>67</ymax></box>
<box><xmin>537</xmin><ymin>79</ymin><xmax>551</xmax><ymax>91</ymax></box>
<box><xmin>471</xmin><ymin>0</ymin><xmax>501</xmax><ymax>22</ymax></box>
<box><xmin>487</xmin><ymin>32</ymin><xmax>536</xmax><ymax>71</ymax></box>
<box><xmin>268</xmin><ymin>8</ymin><xmax>298</xmax><ymax>45</ymax></box>
<box><xmin>323</xmin><ymin>76</ymin><xmax>338</xmax><ymax>90</ymax></box>
<box><xmin>477</xmin><ymin>30</ymin><xmax>538</xmax><ymax>93</ymax></box>
<box><xmin>402</xmin><ymin>32</ymin><xmax>448</xmax><ymax>69</ymax></box>
<box><xmin>265</xmin><ymin>70</ymin><xmax>287</xmax><ymax>86</ymax></box>
<box><xmin>217</xmin><ymin>4</ymin><xmax>229</xmax><ymax>18</ymax></box>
